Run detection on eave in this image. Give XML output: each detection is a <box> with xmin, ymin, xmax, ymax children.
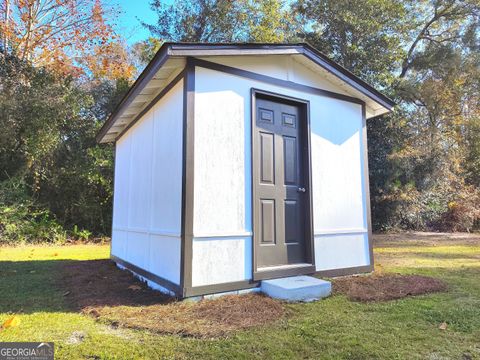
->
<box><xmin>96</xmin><ymin>42</ymin><xmax>395</xmax><ymax>144</ymax></box>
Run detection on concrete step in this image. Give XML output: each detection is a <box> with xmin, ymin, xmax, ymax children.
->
<box><xmin>261</xmin><ymin>275</ymin><xmax>331</xmax><ymax>302</ymax></box>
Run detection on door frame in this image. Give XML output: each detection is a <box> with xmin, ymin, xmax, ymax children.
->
<box><xmin>251</xmin><ymin>88</ymin><xmax>315</xmax><ymax>281</ymax></box>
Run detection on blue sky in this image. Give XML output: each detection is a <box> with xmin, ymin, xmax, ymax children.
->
<box><xmin>114</xmin><ymin>0</ymin><xmax>159</xmax><ymax>45</ymax></box>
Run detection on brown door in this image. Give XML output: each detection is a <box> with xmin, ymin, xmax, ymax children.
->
<box><xmin>253</xmin><ymin>95</ymin><xmax>308</xmax><ymax>269</ymax></box>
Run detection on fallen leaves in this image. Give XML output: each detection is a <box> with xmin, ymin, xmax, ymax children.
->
<box><xmin>1</xmin><ymin>316</ymin><xmax>20</xmax><ymax>331</ymax></box>
<box><xmin>128</xmin><ymin>285</ymin><xmax>142</xmax><ymax>291</ymax></box>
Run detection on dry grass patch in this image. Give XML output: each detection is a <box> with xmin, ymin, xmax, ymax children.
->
<box><xmin>61</xmin><ymin>259</ymin><xmax>285</xmax><ymax>338</ymax></box>
<box><xmin>373</xmin><ymin>232</ymin><xmax>480</xmax><ymax>248</ymax></box>
<box><xmin>333</xmin><ymin>274</ymin><xmax>448</xmax><ymax>302</ymax></box>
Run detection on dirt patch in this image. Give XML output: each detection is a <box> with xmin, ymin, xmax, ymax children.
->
<box><xmin>60</xmin><ymin>260</ymin><xmax>285</xmax><ymax>338</ymax></box>
<box><xmin>333</xmin><ymin>274</ymin><xmax>447</xmax><ymax>302</ymax></box>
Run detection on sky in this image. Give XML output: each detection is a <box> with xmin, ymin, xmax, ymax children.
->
<box><xmin>114</xmin><ymin>0</ymin><xmax>159</xmax><ymax>45</ymax></box>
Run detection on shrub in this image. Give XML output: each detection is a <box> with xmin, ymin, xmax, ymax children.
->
<box><xmin>72</xmin><ymin>225</ymin><xmax>92</xmax><ymax>241</ymax></box>
<box><xmin>438</xmin><ymin>187</ymin><xmax>480</xmax><ymax>232</ymax></box>
<box><xmin>0</xmin><ymin>178</ymin><xmax>66</xmax><ymax>245</ymax></box>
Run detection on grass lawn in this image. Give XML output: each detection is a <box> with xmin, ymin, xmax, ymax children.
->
<box><xmin>1</xmin><ymin>233</ymin><xmax>479</xmax><ymax>359</ymax></box>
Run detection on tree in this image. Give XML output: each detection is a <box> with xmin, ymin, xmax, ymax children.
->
<box><xmin>248</xmin><ymin>0</ymin><xmax>294</xmax><ymax>42</ymax></box>
<box><xmin>388</xmin><ymin>1</ymin><xmax>480</xmax><ymax>230</ymax></box>
<box><xmin>397</xmin><ymin>0</ymin><xmax>480</xmax><ymax>79</ymax></box>
<box><xmin>131</xmin><ymin>37</ymin><xmax>163</xmax><ymax>67</ymax></box>
<box><xmin>0</xmin><ymin>51</ymin><xmax>129</xmax><ymax>240</ymax></box>
<box><xmin>82</xmin><ymin>40</ymin><xmax>136</xmax><ymax>80</ymax></box>
<box><xmin>293</xmin><ymin>0</ymin><xmax>407</xmax><ymax>88</ymax></box>
<box><xmin>135</xmin><ymin>0</ymin><xmax>292</xmax><ymax>67</ymax></box>
<box><xmin>293</xmin><ymin>0</ymin><xmax>480</xmax><ymax>231</ymax></box>
<box><xmin>0</xmin><ymin>0</ymin><xmax>134</xmax><ymax>79</ymax></box>
<box><xmin>142</xmin><ymin>0</ymin><xmax>250</xmax><ymax>43</ymax></box>
<box><xmin>0</xmin><ymin>1</ymin><xmax>135</xmax><ymax>242</ymax></box>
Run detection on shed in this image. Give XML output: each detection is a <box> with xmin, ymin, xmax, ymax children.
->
<box><xmin>97</xmin><ymin>43</ymin><xmax>394</xmax><ymax>298</ymax></box>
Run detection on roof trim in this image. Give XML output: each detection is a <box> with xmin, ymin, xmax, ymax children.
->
<box><xmin>191</xmin><ymin>57</ymin><xmax>366</xmax><ymax>105</ymax></box>
<box><xmin>96</xmin><ymin>42</ymin><xmax>395</xmax><ymax>143</ymax></box>
<box><xmin>96</xmin><ymin>44</ymin><xmax>170</xmax><ymax>142</ymax></box>
<box><xmin>300</xmin><ymin>44</ymin><xmax>395</xmax><ymax>110</ymax></box>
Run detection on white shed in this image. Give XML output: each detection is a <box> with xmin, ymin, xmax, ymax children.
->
<box><xmin>97</xmin><ymin>43</ymin><xmax>394</xmax><ymax>298</ymax></box>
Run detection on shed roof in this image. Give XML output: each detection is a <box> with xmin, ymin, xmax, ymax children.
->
<box><xmin>97</xmin><ymin>42</ymin><xmax>395</xmax><ymax>143</ymax></box>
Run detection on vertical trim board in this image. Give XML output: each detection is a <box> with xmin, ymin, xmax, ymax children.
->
<box><xmin>361</xmin><ymin>104</ymin><xmax>374</xmax><ymax>266</ymax></box>
<box><xmin>180</xmin><ymin>59</ymin><xmax>196</xmax><ymax>296</ymax></box>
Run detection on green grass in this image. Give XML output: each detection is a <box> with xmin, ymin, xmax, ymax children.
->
<box><xmin>1</xmin><ymin>237</ymin><xmax>480</xmax><ymax>359</ymax></box>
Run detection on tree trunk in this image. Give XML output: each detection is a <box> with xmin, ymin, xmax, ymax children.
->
<box><xmin>4</xmin><ymin>0</ymin><xmax>10</xmax><ymax>52</ymax></box>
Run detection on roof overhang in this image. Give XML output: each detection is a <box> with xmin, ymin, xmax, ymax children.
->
<box><xmin>97</xmin><ymin>43</ymin><xmax>395</xmax><ymax>143</ymax></box>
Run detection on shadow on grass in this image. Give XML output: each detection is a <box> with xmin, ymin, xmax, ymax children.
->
<box><xmin>0</xmin><ymin>259</ymin><xmax>172</xmax><ymax>314</ymax></box>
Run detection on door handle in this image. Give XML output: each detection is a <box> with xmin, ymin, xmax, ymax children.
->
<box><xmin>297</xmin><ymin>187</ymin><xmax>306</xmax><ymax>193</ymax></box>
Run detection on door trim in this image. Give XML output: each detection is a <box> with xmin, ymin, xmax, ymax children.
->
<box><xmin>251</xmin><ymin>88</ymin><xmax>315</xmax><ymax>281</ymax></box>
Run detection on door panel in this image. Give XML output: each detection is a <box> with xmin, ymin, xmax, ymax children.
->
<box><xmin>284</xmin><ymin>200</ymin><xmax>299</xmax><ymax>243</ymax></box>
<box><xmin>260</xmin><ymin>199</ymin><xmax>276</xmax><ymax>244</ymax></box>
<box><xmin>283</xmin><ymin>136</ymin><xmax>297</xmax><ymax>185</ymax></box>
<box><xmin>254</xmin><ymin>96</ymin><xmax>307</xmax><ymax>268</ymax></box>
<box><xmin>260</xmin><ymin>132</ymin><xmax>275</xmax><ymax>184</ymax></box>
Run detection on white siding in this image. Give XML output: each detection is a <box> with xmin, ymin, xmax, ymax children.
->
<box><xmin>111</xmin><ymin>80</ymin><xmax>184</xmax><ymax>285</ymax></box>
<box><xmin>314</xmin><ymin>233</ymin><xmax>370</xmax><ymax>271</ymax></box>
<box><xmin>193</xmin><ymin>64</ymin><xmax>370</xmax><ymax>284</ymax></box>
<box><xmin>193</xmin><ymin>90</ymin><xmax>249</xmax><ymax>236</ymax></box>
<box><xmin>191</xmin><ymin>236</ymin><xmax>252</xmax><ymax>287</ymax></box>
<box><xmin>200</xmin><ymin>55</ymin><xmax>380</xmax><ymax>118</ymax></box>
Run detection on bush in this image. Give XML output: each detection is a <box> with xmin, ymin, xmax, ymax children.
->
<box><xmin>372</xmin><ymin>178</ymin><xmax>480</xmax><ymax>232</ymax></box>
<box><xmin>438</xmin><ymin>187</ymin><xmax>480</xmax><ymax>232</ymax></box>
<box><xmin>0</xmin><ymin>178</ymin><xmax>66</xmax><ymax>245</ymax></box>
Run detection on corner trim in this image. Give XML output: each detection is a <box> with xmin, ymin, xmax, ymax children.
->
<box><xmin>111</xmin><ymin>255</ymin><xmax>182</xmax><ymax>296</ymax></box>
<box><xmin>315</xmin><ymin>264</ymin><xmax>374</xmax><ymax>278</ymax></box>
<box><xmin>361</xmin><ymin>104</ymin><xmax>375</xmax><ymax>268</ymax></box>
<box><xmin>180</xmin><ymin>58</ymin><xmax>196</xmax><ymax>297</ymax></box>
<box><xmin>109</xmin><ymin>143</ymin><xmax>116</xmax><ymax>260</ymax></box>
<box><xmin>191</xmin><ymin>57</ymin><xmax>365</xmax><ymax>106</ymax></box>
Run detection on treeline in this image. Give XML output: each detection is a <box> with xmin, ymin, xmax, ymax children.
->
<box><xmin>0</xmin><ymin>0</ymin><xmax>130</xmax><ymax>243</ymax></box>
<box><xmin>1</xmin><ymin>0</ymin><xmax>479</xmax><ymax>244</ymax></box>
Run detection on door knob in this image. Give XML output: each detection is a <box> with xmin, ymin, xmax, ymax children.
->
<box><xmin>297</xmin><ymin>187</ymin><xmax>306</xmax><ymax>193</ymax></box>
